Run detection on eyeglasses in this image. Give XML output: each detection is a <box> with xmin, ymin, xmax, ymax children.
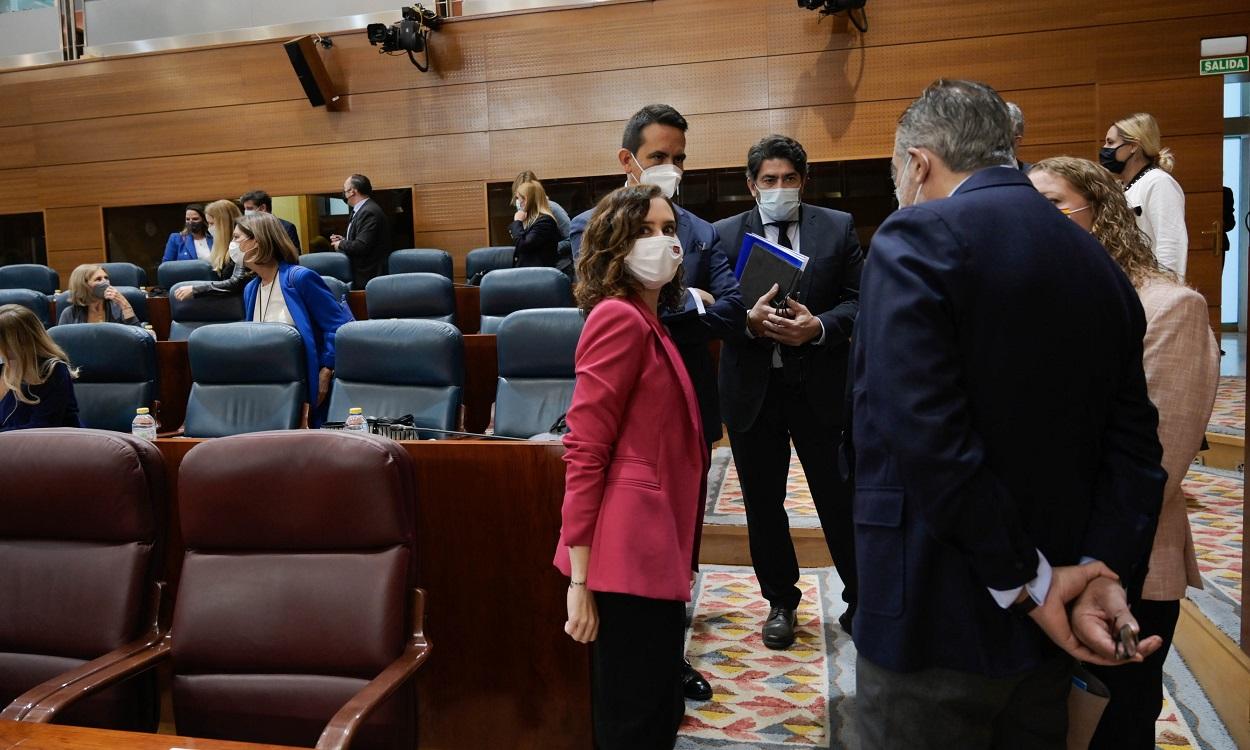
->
<box><xmin>1060</xmin><ymin>205</ymin><xmax>1090</xmax><ymax>216</ymax></box>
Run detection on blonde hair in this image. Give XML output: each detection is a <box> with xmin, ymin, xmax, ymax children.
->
<box><xmin>0</xmin><ymin>304</ymin><xmax>76</xmax><ymax>405</ymax></box>
<box><xmin>204</xmin><ymin>199</ymin><xmax>243</xmax><ymax>273</ymax></box>
<box><xmin>511</xmin><ymin>170</ymin><xmax>538</xmax><ymax>196</ymax></box>
<box><xmin>1031</xmin><ymin>157</ymin><xmax>1174</xmax><ymax>288</ymax></box>
<box><xmin>1113</xmin><ymin>112</ymin><xmax>1174</xmax><ymax>174</ymax></box>
<box><xmin>67</xmin><ymin>263</ymin><xmax>105</xmax><ymax>307</ymax></box>
<box><xmin>515</xmin><ymin>180</ymin><xmax>554</xmax><ymax>228</ymax></box>
<box><xmin>235</xmin><ymin>212</ymin><xmax>299</xmax><ymax>267</ymax></box>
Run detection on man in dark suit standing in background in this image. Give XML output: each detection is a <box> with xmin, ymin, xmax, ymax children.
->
<box><xmin>852</xmin><ymin>79</ymin><xmax>1166</xmax><ymax>748</ymax></box>
<box><xmin>714</xmin><ymin>135</ymin><xmax>863</xmax><ymax>650</ymax></box>
<box><xmin>240</xmin><ymin>189</ymin><xmax>301</xmax><ymax>250</ymax></box>
<box><xmin>570</xmin><ymin>104</ymin><xmax>746</xmax><ymax>702</ymax></box>
<box><xmin>331</xmin><ymin>173</ymin><xmax>391</xmax><ymax>286</ymax></box>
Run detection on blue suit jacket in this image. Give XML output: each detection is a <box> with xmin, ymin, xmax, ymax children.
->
<box><xmin>851</xmin><ymin>167</ymin><xmax>1165</xmax><ymax>677</ymax></box>
<box><xmin>571</xmin><ymin>203</ymin><xmax>745</xmax><ymax>442</ymax></box>
<box><xmin>243</xmin><ymin>264</ymin><xmax>354</xmax><ymax>426</ymax></box>
<box><xmin>0</xmin><ymin>361</ymin><xmax>81</xmax><ymax>432</ymax></box>
<box><xmin>162</xmin><ymin>232</ymin><xmax>212</xmax><ymax>262</ymax></box>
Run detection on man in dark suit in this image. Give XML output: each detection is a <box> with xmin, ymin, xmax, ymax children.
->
<box><xmin>331</xmin><ymin>174</ymin><xmax>391</xmax><ymax>286</ymax></box>
<box><xmin>570</xmin><ymin>103</ymin><xmax>746</xmax><ymax>702</ymax></box>
<box><xmin>853</xmin><ymin>79</ymin><xmax>1167</xmax><ymax>748</ymax></box>
<box><xmin>240</xmin><ymin>189</ymin><xmax>301</xmax><ymax>250</ymax></box>
<box><xmin>713</xmin><ymin>135</ymin><xmax>862</xmax><ymax>650</ymax></box>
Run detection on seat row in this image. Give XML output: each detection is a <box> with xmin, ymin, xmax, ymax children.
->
<box><xmin>0</xmin><ymin>428</ymin><xmax>428</xmax><ymax>750</ymax></box>
<box><xmin>52</xmin><ymin>306</ymin><xmax>583</xmax><ymax>438</ymax></box>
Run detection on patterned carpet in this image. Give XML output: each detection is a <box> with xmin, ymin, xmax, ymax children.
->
<box><xmin>1207</xmin><ymin>376</ymin><xmax>1244</xmax><ymax>436</ymax></box>
<box><xmin>675</xmin><ymin>565</ymin><xmax>1232</xmax><ymax>749</ymax></box>
<box><xmin>706</xmin><ymin>447</ymin><xmax>821</xmax><ymax>528</ymax></box>
<box><xmin>1184</xmin><ymin>466</ymin><xmax>1243</xmax><ymax>609</ymax></box>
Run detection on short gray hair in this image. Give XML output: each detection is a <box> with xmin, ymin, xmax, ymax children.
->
<box><xmin>895</xmin><ymin>80</ymin><xmax>1016</xmax><ymax>173</ymax></box>
<box><xmin>1005</xmin><ymin>102</ymin><xmax>1025</xmax><ymax>138</ymax></box>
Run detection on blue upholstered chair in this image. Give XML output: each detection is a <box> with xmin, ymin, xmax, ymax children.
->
<box><xmin>327</xmin><ymin>319</ymin><xmax>463</xmax><ymax>438</ymax></box>
<box><xmin>156</xmin><ymin>260</ymin><xmax>215</xmax><ymax>290</ymax></box>
<box><xmin>100</xmin><ymin>262</ymin><xmax>148</xmax><ymax>288</ymax></box>
<box><xmin>464</xmin><ymin>246</ymin><xmax>514</xmax><ymax>282</ymax></box>
<box><xmin>320</xmin><ymin>275</ymin><xmax>351</xmax><ymax>304</ymax></box>
<box><xmin>50</xmin><ymin>323</ymin><xmax>158</xmax><ymax>432</ymax></box>
<box><xmin>493</xmin><ymin>308</ymin><xmax>583</xmax><ymax>439</ymax></box>
<box><xmin>55</xmin><ymin>287</ymin><xmax>149</xmax><ymax>324</ymax></box>
<box><xmin>0</xmin><ymin>288</ymin><xmax>53</xmax><ymax>327</ymax></box>
<box><xmin>299</xmin><ymin>252</ymin><xmax>353</xmax><ymax>286</ymax></box>
<box><xmin>478</xmin><ymin>267</ymin><xmax>574</xmax><ymax>334</ymax></box>
<box><xmin>365</xmin><ymin>273</ymin><xmax>456</xmax><ymax>325</ymax></box>
<box><xmin>167</xmin><ymin>281</ymin><xmax>245</xmax><ymax>341</ymax></box>
<box><xmin>183</xmin><ymin>323</ymin><xmax>307</xmax><ymax>438</ymax></box>
<box><xmin>0</xmin><ymin>264</ymin><xmax>59</xmax><ymax>295</ymax></box>
<box><xmin>388</xmin><ymin>249</ymin><xmax>453</xmax><ymax>280</ymax></box>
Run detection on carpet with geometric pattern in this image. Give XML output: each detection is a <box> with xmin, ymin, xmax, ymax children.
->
<box><xmin>1207</xmin><ymin>376</ymin><xmax>1244</xmax><ymax>436</ymax></box>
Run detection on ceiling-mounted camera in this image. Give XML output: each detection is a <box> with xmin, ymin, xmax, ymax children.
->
<box><xmin>797</xmin><ymin>0</ymin><xmax>868</xmax><ymax>33</ymax></box>
<box><xmin>367</xmin><ymin>4</ymin><xmax>442</xmax><ymax>72</ymax></box>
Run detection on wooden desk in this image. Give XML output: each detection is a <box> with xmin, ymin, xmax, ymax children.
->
<box><xmin>155</xmin><ymin>341</ymin><xmax>191</xmax><ymax>433</ymax></box>
<box><xmin>0</xmin><ymin>720</ymin><xmax>300</xmax><ymax>750</ymax></box>
<box><xmin>346</xmin><ymin>287</ymin><xmax>481</xmax><ymax>334</ymax></box>
<box><xmin>150</xmin><ymin>438</ymin><xmax>589</xmax><ymax>750</ymax></box>
<box><xmin>148</xmin><ymin>297</ymin><xmax>171</xmax><ymax>341</ymax></box>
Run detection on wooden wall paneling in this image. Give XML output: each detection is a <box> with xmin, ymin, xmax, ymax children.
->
<box><xmin>35</xmin><ymin>151</ymin><xmax>251</xmax><ymax>209</ymax></box>
<box><xmin>1187</xmin><ymin>191</ymin><xmax>1226</xmax><ymax>252</ymax></box>
<box><xmin>34</xmin><ymin>107</ymin><xmax>251</xmax><ymax>168</ymax></box>
<box><xmin>411</xmin><ymin>228</ymin><xmax>488</xmax><ymax>279</ymax></box>
<box><xmin>412</xmin><ymin>182</ymin><xmax>486</xmax><ymax>232</ymax></box>
<box><xmin>1097</xmin><ymin>78</ymin><xmax>1224</xmax><ymax>139</ymax></box>
<box><xmin>1095</xmin><ymin>12</ymin><xmax>1250</xmax><ymax>84</ymax></box>
<box><xmin>490</xmin><ymin>120</ymin><xmax>625</xmax><ymax>181</ymax></box>
<box><xmin>44</xmin><ymin>205</ymin><xmax>103</xmax><ymax>253</ymax></box>
<box><xmin>45</xmin><ymin>248</ymin><xmax>107</xmax><ymax>282</ymax></box>
<box><xmin>767</xmin><ymin>28</ymin><xmax>1098</xmax><ymax>111</ymax></box>
<box><xmin>485</xmin><ymin>58</ymin><xmax>768</xmax><ymax>131</ymax></box>
<box><xmin>0</xmin><ymin>168</ymin><xmax>42</xmax><ymax>214</ymax></box>
<box><xmin>1093</xmin><ymin>0</ymin><xmax>1250</xmax><ymax>25</ymax></box>
<box><xmin>0</xmin><ymin>123</ymin><xmax>36</xmax><ymax>170</ymax></box>
<box><xmin>320</xmin><ymin>24</ymin><xmax>488</xmax><ymax>95</ymax></box>
<box><xmin>481</xmin><ymin>0</ymin><xmax>768</xmax><ymax>81</ymax></box>
<box><xmin>1000</xmin><ymin>86</ymin><xmax>1099</xmax><ymax>147</ymax></box>
<box><xmin>1164</xmin><ymin>134</ymin><xmax>1225</xmax><ymax>195</ymax></box>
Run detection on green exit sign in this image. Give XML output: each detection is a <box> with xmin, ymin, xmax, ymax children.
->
<box><xmin>1200</xmin><ymin>55</ymin><xmax>1249</xmax><ymax>75</ymax></box>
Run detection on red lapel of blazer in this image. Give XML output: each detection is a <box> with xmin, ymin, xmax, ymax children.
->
<box><xmin>625</xmin><ymin>294</ymin><xmax>706</xmax><ymax>449</ymax></box>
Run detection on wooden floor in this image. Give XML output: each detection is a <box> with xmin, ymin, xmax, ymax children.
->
<box><xmin>1174</xmin><ymin>600</ymin><xmax>1250</xmax><ymax>748</ymax></box>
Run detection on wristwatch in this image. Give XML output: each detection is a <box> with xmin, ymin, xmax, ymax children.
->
<box><xmin>1008</xmin><ymin>592</ymin><xmax>1038</xmax><ymax>617</ymax></box>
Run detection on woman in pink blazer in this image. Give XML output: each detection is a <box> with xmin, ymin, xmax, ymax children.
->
<box><xmin>554</xmin><ymin>184</ymin><xmax>707</xmax><ymax>749</ymax></box>
<box><xmin>1031</xmin><ymin>157</ymin><xmax>1219</xmax><ymax>749</ymax></box>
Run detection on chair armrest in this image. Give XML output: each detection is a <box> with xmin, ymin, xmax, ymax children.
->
<box><xmin>316</xmin><ymin>588</ymin><xmax>432</xmax><ymax>750</ymax></box>
<box><xmin>1</xmin><ymin>582</ymin><xmax>169</xmax><ymax>723</ymax></box>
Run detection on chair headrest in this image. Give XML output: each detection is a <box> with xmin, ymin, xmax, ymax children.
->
<box><xmin>321</xmin><ymin>275</ymin><xmax>350</xmax><ymax>302</ymax></box>
<box><xmin>50</xmin><ymin>323</ymin><xmax>157</xmax><ymax>382</ymax></box>
<box><xmin>100</xmin><ymin>262</ymin><xmax>148</xmax><ymax>288</ymax></box>
<box><xmin>365</xmin><ymin>273</ymin><xmax>455</xmax><ymax>319</ymax></box>
<box><xmin>157</xmin><ymin>260</ymin><xmax>216</xmax><ymax>288</ymax></box>
<box><xmin>0</xmin><ymin>288</ymin><xmax>52</xmax><ymax>325</ymax></box>
<box><xmin>169</xmin><ymin>281</ymin><xmax>245</xmax><ymax>322</ymax></box>
<box><xmin>0</xmin><ymin>264</ymin><xmax>59</xmax><ymax>295</ymax></box>
<box><xmin>496</xmin><ymin>308</ymin><xmax>584</xmax><ymax>378</ymax></box>
<box><xmin>299</xmin><ymin>252</ymin><xmax>353</xmax><ymax>283</ymax></box>
<box><xmin>479</xmin><ymin>267</ymin><xmax>574</xmax><ymax>315</ymax></box>
<box><xmin>335</xmin><ymin>319</ymin><xmax>462</xmax><ymax>385</ymax></box>
<box><xmin>0</xmin><ymin>428</ymin><xmax>163</xmax><ymax>542</ymax></box>
<box><xmin>465</xmin><ymin>246</ymin><xmax>515</xmax><ymax>277</ymax></box>
<box><xmin>188</xmin><ymin>322</ymin><xmax>305</xmax><ymax>383</ymax></box>
<box><xmin>388</xmin><ymin>249</ymin><xmax>453</xmax><ymax>279</ymax></box>
<box><xmin>179</xmin><ymin>430</ymin><xmax>414</xmax><ymax>550</ymax></box>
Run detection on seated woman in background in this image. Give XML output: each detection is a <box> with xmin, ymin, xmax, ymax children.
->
<box><xmin>513</xmin><ymin>170</ymin><xmax>571</xmax><ymax>239</ymax></box>
<box><xmin>556</xmin><ymin>184</ymin><xmax>705</xmax><ymax>750</ymax></box>
<box><xmin>174</xmin><ymin>198</ymin><xmax>253</xmax><ymax>301</ymax></box>
<box><xmin>161</xmin><ymin>204</ymin><xmax>212</xmax><ymax>262</ymax></box>
<box><xmin>509</xmin><ymin>180</ymin><xmax>561</xmax><ymax>268</ymax></box>
<box><xmin>237</xmin><ymin>212</ymin><xmax>353</xmax><ymax>427</ymax></box>
<box><xmin>1029</xmin><ymin>156</ymin><xmax>1219</xmax><ymax>750</ymax></box>
<box><xmin>58</xmin><ymin>263</ymin><xmax>142</xmax><ymax>326</ymax></box>
<box><xmin>0</xmin><ymin>304</ymin><xmax>81</xmax><ymax>432</ymax></box>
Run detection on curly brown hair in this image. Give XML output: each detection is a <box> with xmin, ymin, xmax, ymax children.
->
<box><xmin>1030</xmin><ymin>156</ymin><xmax>1173</xmax><ymax>288</ymax></box>
<box><xmin>575</xmin><ymin>185</ymin><xmax>685</xmax><ymax>312</ymax></box>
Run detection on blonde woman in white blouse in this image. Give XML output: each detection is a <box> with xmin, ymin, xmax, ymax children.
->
<box><xmin>1100</xmin><ymin>112</ymin><xmax>1188</xmax><ymax>280</ymax></box>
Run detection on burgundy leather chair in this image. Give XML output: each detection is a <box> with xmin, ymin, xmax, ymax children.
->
<box><xmin>0</xmin><ymin>428</ymin><xmax>166</xmax><ymax>730</ymax></box>
<box><xmin>18</xmin><ymin>430</ymin><xmax>429</xmax><ymax>750</ymax></box>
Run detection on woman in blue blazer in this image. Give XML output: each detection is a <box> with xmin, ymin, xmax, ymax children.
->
<box><xmin>235</xmin><ymin>212</ymin><xmax>353</xmax><ymax>427</ymax></box>
<box><xmin>0</xmin><ymin>304</ymin><xmax>81</xmax><ymax>432</ymax></box>
<box><xmin>162</xmin><ymin>204</ymin><xmax>213</xmax><ymax>262</ymax></box>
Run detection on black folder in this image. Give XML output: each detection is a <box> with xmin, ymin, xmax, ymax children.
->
<box><xmin>733</xmin><ymin>232</ymin><xmax>808</xmax><ymax>308</ymax></box>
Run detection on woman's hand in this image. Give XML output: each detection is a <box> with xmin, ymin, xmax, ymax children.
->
<box><xmin>565</xmin><ymin>584</ymin><xmax>598</xmax><ymax>643</ymax></box>
<box><xmin>317</xmin><ymin>367</ymin><xmax>333</xmax><ymax>406</ymax></box>
<box><xmin>173</xmin><ymin>286</ymin><xmax>195</xmax><ymax>301</ymax></box>
<box><xmin>513</xmin><ymin>209</ymin><xmax>526</xmax><ymax>222</ymax></box>
<box><xmin>105</xmin><ymin>287</ymin><xmax>134</xmax><ymax>315</ymax></box>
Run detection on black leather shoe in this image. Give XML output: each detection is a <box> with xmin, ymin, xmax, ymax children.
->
<box><xmin>762</xmin><ymin>606</ymin><xmax>797</xmax><ymax>650</ymax></box>
<box><xmin>682</xmin><ymin>659</ymin><xmax>712</xmax><ymax>701</ymax></box>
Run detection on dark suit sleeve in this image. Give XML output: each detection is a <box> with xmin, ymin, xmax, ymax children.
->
<box><xmin>509</xmin><ymin>215</ymin><xmax>560</xmax><ymax>265</ymax></box>
<box><xmin>298</xmin><ymin>272</ymin><xmax>355</xmax><ymax>370</ymax></box>
<box><xmin>569</xmin><ymin>210</ymin><xmax>589</xmax><ymax>259</ymax></box>
<box><xmin>663</xmin><ymin>227</ymin><xmax>746</xmax><ymax>346</ymax></box>
<box><xmin>337</xmin><ymin>206</ymin><xmax>385</xmax><ymax>259</ymax></box>
<box><xmin>858</xmin><ymin>208</ymin><xmax>1039</xmax><ymax>591</ymax></box>
<box><xmin>1080</xmin><ymin>296</ymin><xmax>1165</xmax><ymax>586</ymax></box>
<box><xmin>0</xmin><ymin>363</ymin><xmax>79</xmax><ymax>432</ymax></box>
<box><xmin>285</xmin><ymin>220</ymin><xmax>301</xmax><ymax>251</ymax></box>
<box><xmin>815</xmin><ymin>218</ymin><xmax>863</xmax><ymax>347</ymax></box>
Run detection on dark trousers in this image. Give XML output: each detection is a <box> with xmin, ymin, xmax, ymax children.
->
<box><xmin>591</xmin><ymin>592</ymin><xmax>685</xmax><ymax>750</ymax></box>
<box><xmin>857</xmin><ymin>652</ymin><xmax>1072</xmax><ymax>750</ymax></box>
<box><xmin>728</xmin><ymin>369</ymin><xmax>856</xmax><ymax>610</ymax></box>
<box><xmin>1087</xmin><ymin>599</ymin><xmax>1181</xmax><ymax>750</ymax></box>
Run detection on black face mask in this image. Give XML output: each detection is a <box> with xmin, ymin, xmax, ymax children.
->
<box><xmin>186</xmin><ymin>220</ymin><xmax>205</xmax><ymax>233</ymax></box>
<box><xmin>1099</xmin><ymin>144</ymin><xmax>1129</xmax><ymax>174</ymax></box>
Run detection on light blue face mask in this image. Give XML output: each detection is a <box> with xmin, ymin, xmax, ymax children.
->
<box><xmin>893</xmin><ymin>152</ymin><xmax>927</xmax><ymax>207</ymax></box>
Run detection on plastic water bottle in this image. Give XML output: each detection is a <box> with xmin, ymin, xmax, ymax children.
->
<box><xmin>344</xmin><ymin>407</ymin><xmax>368</xmax><ymax>433</ymax></box>
<box><xmin>131</xmin><ymin>407</ymin><xmax>157</xmax><ymax>441</ymax></box>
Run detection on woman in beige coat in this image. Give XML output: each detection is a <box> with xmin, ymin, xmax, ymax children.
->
<box><xmin>1030</xmin><ymin>157</ymin><xmax>1218</xmax><ymax>749</ymax></box>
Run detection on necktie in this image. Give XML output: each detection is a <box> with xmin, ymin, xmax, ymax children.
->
<box><xmin>345</xmin><ymin>209</ymin><xmax>355</xmax><ymax>242</ymax></box>
<box><xmin>771</xmin><ymin>221</ymin><xmax>792</xmax><ymax>249</ymax></box>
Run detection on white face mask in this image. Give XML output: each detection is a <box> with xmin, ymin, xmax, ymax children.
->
<box><xmin>894</xmin><ymin>152</ymin><xmax>927</xmax><ymax>208</ymax></box>
<box><xmin>625</xmin><ymin>234</ymin><xmax>683</xmax><ymax>290</ymax></box>
<box><xmin>756</xmin><ymin>187</ymin><xmax>801</xmax><ymax>223</ymax></box>
<box><xmin>227</xmin><ymin>241</ymin><xmax>244</xmax><ymax>265</ymax></box>
<box><xmin>630</xmin><ymin>154</ymin><xmax>682</xmax><ymax>199</ymax></box>
<box><xmin>244</xmin><ymin>209</ymin><xmax>257</xmax><ymax>217</ymax></box>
